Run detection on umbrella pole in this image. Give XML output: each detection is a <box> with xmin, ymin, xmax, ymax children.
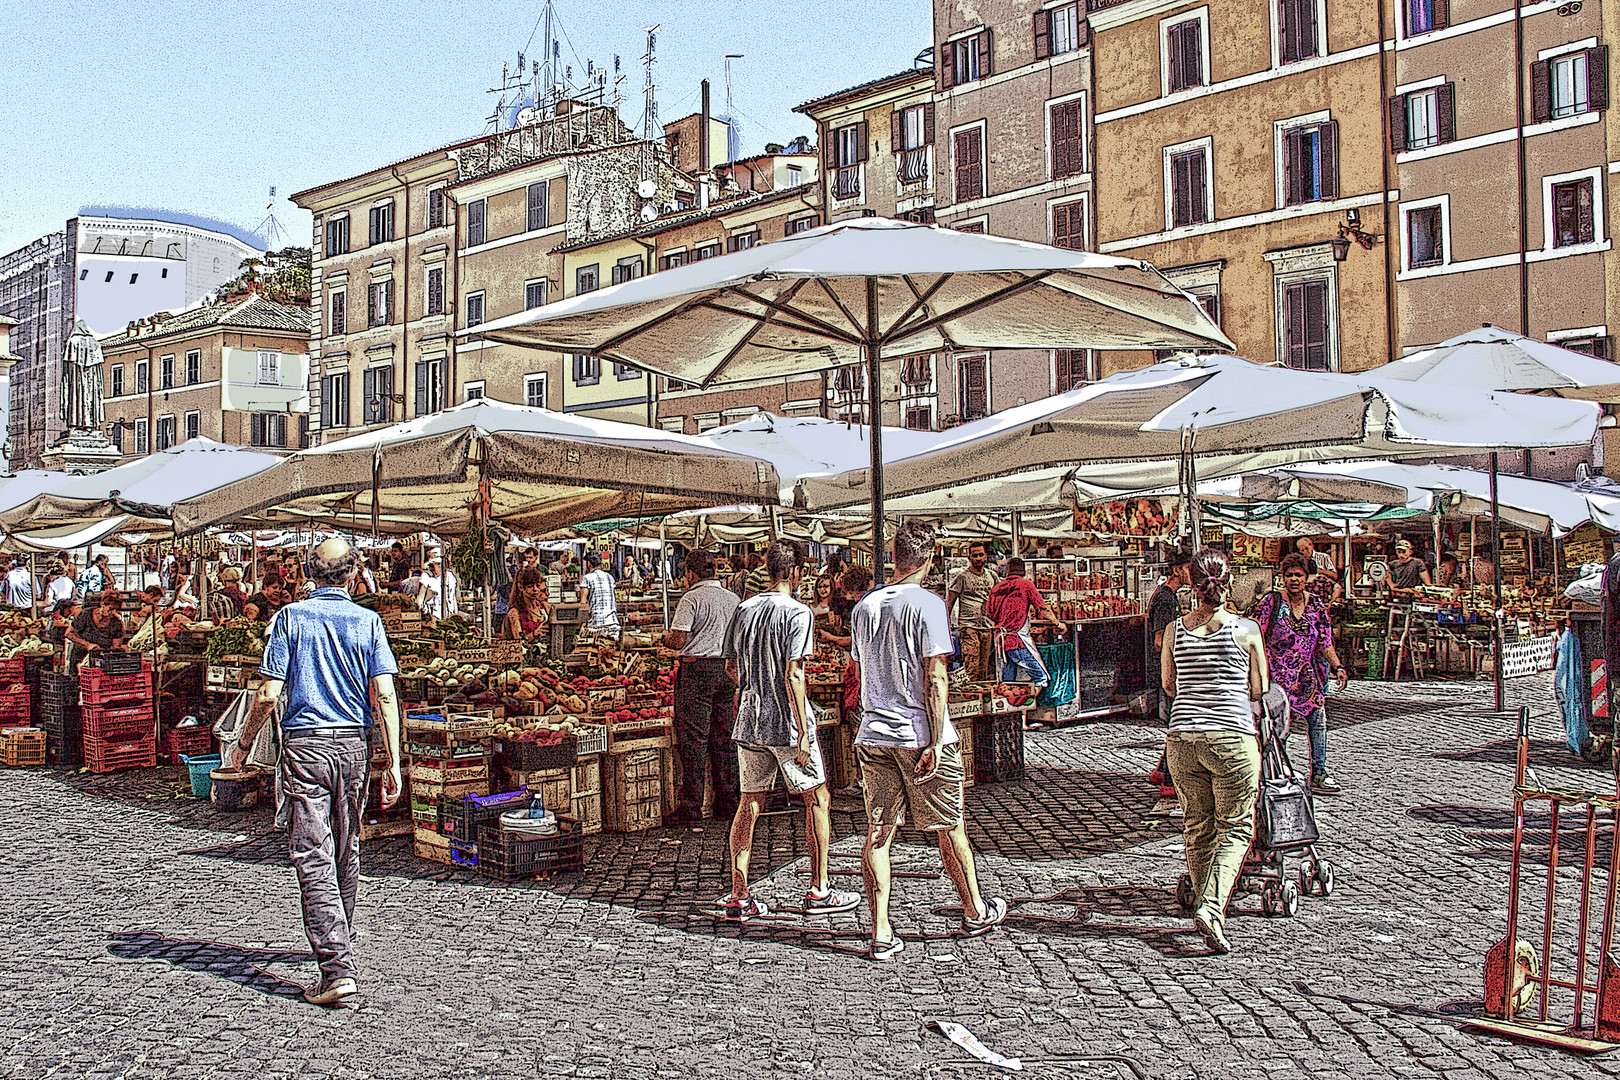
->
<box><xmin>865</xmin><ymin>278</ymin><xmax>887</xmax><ymax>587</ymax></box>
<box><xmin>660</xmin><ymin>518</ymin><xmax>670</xmax><ymax>632</ymax></box>
<box><xmin>1492</xmin><ymin>452</ymin><xmax>1504</xmax><ymax>712</ymax></box>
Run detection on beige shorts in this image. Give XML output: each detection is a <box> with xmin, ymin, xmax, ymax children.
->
<box><xmin>737</xmin><ymin>733</ymin><xmax>827</xmax><ymax>795</ymax></box>
<box><xmin>857</xmin><ymin>742</ymin><xmax>966</xmax><ymax>832</ymax></box>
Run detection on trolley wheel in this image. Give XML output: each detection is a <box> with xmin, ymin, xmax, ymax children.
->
<box><xmin>1297</xmin><ymin>864</ymin><xmax>1314</xmax><ymax>896</ymax></box>
<box><xmin>1281</xmin><ymin>880</ymin><xmax>1301</xmax><ymax>917</ymax></box>
<box><xmin>1317</xmin><ymin>860</ymin><xmax>1336</xmax><ymax>897</ymax></box>
<box><xmin>1175</xmin><ymin>874</ymin><xmax>1195</xmax><ymax>912</ymax></box>
<box><xmin>1260</xmin><ymin>884</ymin><xmax>1277</xmax><ymax>917</ymax></box>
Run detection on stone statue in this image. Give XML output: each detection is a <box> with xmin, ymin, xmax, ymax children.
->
<box><xmin>61</xmin><ymin>319</ymin><xmax>105</xmax><ymax>431</ymax></box>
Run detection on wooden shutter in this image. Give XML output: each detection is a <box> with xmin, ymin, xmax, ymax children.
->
<box><xmin>1433</xmin><ymin>0</ymin><xmax>1449</xmax><ymax>30</ymax></box>
<box><xmin>1053</xmin><ymin>201</ymin><xmax>1084</xmax><ymax>249</ymax></box>
<box><xmin>940</xmin><ymin>41</ymin><xmax>956</xmax><ymax>90</ymax></box>
<box><xmin>1184</xmin><ymin>22</ymin><xmax>1203</xmax><ymax>86</ymax></box>
<box><xmin>1284</xmin><ymin>283</ymin><xmax>1306</xmax><ymax>368</ymax></box>
<box><xmin>978</xmin><ymin>29</ymin><xmax>993</xmax><ymax>78</ymax></box>
<box><xmin>1171</xmin><ymin>154</ymin><xmax>1191</xmax><ymax>227</ymax></box>
<box><xmin>414</xmin><ymin>362</ymin><xmax>429</xmax><ymax>416</ymax></box>
<box><xmin>1189</xmin><ymin>152</ymin><xmax>1208</xmax><ymax>223</ymax></box>
<box><xmin>1387</xmin><ymin>94</ymin><xmax>1408</xmax><ymax>152</ymax></box>
<box><xmin>955</xmin><ymin>128</ymin><xmax>983</xmax><ymax>202</ymax></box>
<box><xmin>1437</xmin><ymin>83</ymin><xmax>1456</xmax><ymax>143</ymax></box>
<box><xmin>1318</xmin><ymin>121</ymin><xmax>1339</xmax><ymax>199</ymax></box>
<box><xmin>1580</xmin><ymin>179</ymin><xmax>1596</xmax><ymax>243</ymax></box>
<box><xmin>1304</xmin><ymin>282</ymin><xmax>1329</xmax><ymax>370</ymax></box>
<box><xmin>1034</xmin><ymin>8</ymin><xmax>1051</xmax><ymax>60</ymax></box>
<box><xmin>855</xmin><ymin>120</ymin><xmax>869</xmax><ymax>163</ymax></box>
<box><xmin>961</xmin><ymin>357</ymin><xmax>987</xmax><ymax>418</ymax></box>
<box><xmin>1299</xmin><ymin>0</ymin><xmax>1318</xmax><ymax>60</ymax></box>
<box><xmin>367</xmin><ymin>282</ymin><xmax>378</xmax><ymax>327</ymax></box>
<box><xmin>891</xmin><ymin>109</ymin><xmax>904</xmax><ymax>151</ymax></box>
<box><xmin>1051</xmin><ymin>101</ymin><xmax>1082</xmax><ymax>178</ymax></box>
<box><xmin>1589</xmin><ymin>46</ymin><xmax>1609</xmax><ymax>111</ymax></box>
<box><xmin>1532</xmin><ymin>60</ymin><xmax>1552</xmax><ymax>124</ymax></box>
<box><xmin>923</xmin><ymin>103</ymin><xmax>936</xmax><ymax>143</ymax></box>
<box><xmin>1283</xmin><ymin>128</ymin><xmax>1303</xmax><ymax>205</ymax></box>
<box><xmin>825</xmin><ymin>130</ymin><xmax>838</xmax><ymax>170</ymax></box>
<box><xmin>1168</xmin><ymin>23</ymin><xmax>1185</xmax><ymax>91</ymax></box>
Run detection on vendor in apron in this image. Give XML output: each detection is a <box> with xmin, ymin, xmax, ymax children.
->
<box><xmin>985</xmin><ymin>557</ymin><xmax>1064</xmax><ymax>687</ymax></box>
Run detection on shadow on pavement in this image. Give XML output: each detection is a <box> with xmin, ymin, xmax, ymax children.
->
<box><xmin>1326</xmin><ymin>696</ymin><xmax>1449</xmax><ymax>730</ymax></box>
<box><xmin>1407</xmin><ymin>803</ymin><xmax>1615</xmax><ymax>866</ymax></box>
<box><xmin>108</xmin><ymin>931</ymin><xmax>312</xmax><ymax>998</ymax></box>
<box><xmin>1434</xmin><ymin>737</ymin><xmax>1609</xmax><ymax>771</ymax></box>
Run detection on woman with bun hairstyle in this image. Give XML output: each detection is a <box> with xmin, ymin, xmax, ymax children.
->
<box><xmin>1158</xmin><ymin>547</ymin><xmax>1268</xmax><ymax>954</ymax></box>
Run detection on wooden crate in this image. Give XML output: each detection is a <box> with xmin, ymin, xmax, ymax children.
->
<box><xmin>573</xmin><ymin>755</ymin><xmax>602</xmax><ymax>798</ymax></box>
<box><xmin>0</xmin><ymin>728</ymin><xmax>45</xmax><ymax>768</ymax></box>
<box><xmin>408</xmin><ymin>758</ymin><xmax>491</xmax><ymax>787</ymax></box>
<box><xmin>526</xmin><ymin>767</ymin><xmax>573</xmax><ymax>814</ymax></box>
<box><xmin>572</xmin><ymin>790</ymin><xmax>603</xmax><ymax>835</ymax></box>
<box><xmin>413</xmin><ymin>828</ymin><xmax>454</xmax><ymax>865</ymax></box>
<box><xmin>955</xmin><ymin>716</ymin><xmax>974</xmax><ymax>790</ymax></box>
<box><xmin>604</xmin><ymin>745</ymin><xmax>663</xmax><ymax>832</ymax></box>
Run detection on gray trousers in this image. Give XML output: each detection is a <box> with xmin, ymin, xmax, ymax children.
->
<box><xmin>281</xmin><ymin>736</ymin><xmax>370</xmax><ymax>980</ymax></box>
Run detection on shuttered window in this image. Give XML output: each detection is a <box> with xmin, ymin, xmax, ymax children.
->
<box><xmin>1052</xmin><ymin>200</ymin><xmax>1086</xmax><ymax>250</ymax></box>
<box><xmin>324</xmin><ymin>216</ymin><xmax>350</xmax><ymax>257</ymax></box>
<box><xmin>1051</xmin><ymin>100</ymin><xmax>1085</xmax><ymax>179</ymax></box>
<box><xmin>321</xmin><ymin>372</ymin><xmax>349</xmax><ymax>430</ymax></box>
<box><xmin>1283</xmin><ymin>280</ymin><xmax>1331</xmax><ymax>371</ymax></box>
<box><xmin>414</xmin><ymin>359</ymin><xmax>442</xmax><ymax>417</ymax></box>
<box><xmin>901</xmin><ymin>354</ymin><xmax>932</xmax><ymax>386</ymax></box>
<box><xmin>905</xmin><ymin>405</ymin><xmax>933</xmax><ymax>431</ymax></box>
<box><xmin>941</xmin><ymin>31</ymin><xmax>991</xmax><ymax>89</ymax></box>
<box><xmin>1282</xmin><ymin>122</ymin><xmax>1337</xmax><ymax>205</ymax></box>
<box><xmin>1408</xmin><ymin>205</ymin><xmax>1444</xmax><ymax>267</ymax></box>
<box><xmin>959</xmin><ymin>356</ymin><xmax>988</xmax><ymax>420</ymax></box>
<box><xmin>527</xmin><ymin>182</ymin><xmax>549</xmax><ymax>231</ymax></box>
<box><xmin>1278</xmin><ymin>0</ymin><xmax>1319</xmax><ymax>64</ymax></box>
<box><xmin>250</xmin><ymin>413</ymin><xmax>288</xmax><ymax>448</ymax></box>
<box><xmin>1553</xmin><ymin>179</ymin><xmax>1596</xmax><ymax>247</ymax></box>
<box><xmin>1533</xmin><ymin>48</ymin><xmax>1608</xmax><ymax>122</ymax></box>
<box><xmin>330</xmin><ymin>290</ymin><xmax>346</xmax><ymax>335</ymax></box>
<box><xmin>427</xmin><ymin>188</ymin><xmax>446</xmax><ymax>229</ymax></box>
<box><xmin>464</xmin><ymin>292</ymin><xmax>484</xmax><ymax>328</ymax></box>
<box><xmin>368</xmin><ymin>279</ymin><xmax>392</xmax><ymax>327</ymax></box>
<box><xmin>954</xmin><ymin>127</ymin><xmax>985</xmax><ymax>202</ymax></box>
<box><xmin>363</xmin><ymin>366</ymin><xmax>393</xmax><ymax>424</ymax></box>
<box><xmin>368</xmin><ymin>202</ymin><xmax>395</xmax><ymax>245</ymax></box>
<box><xmin>1166</xmin><ymin>19</ymin><xmax>1204</xmax><ymax>92</ymax></box>
<box><xmin>1170</xmin><ymin>149</ymin><xmax>1209</xmax><ymax>228</ymax></box>
<box><xmin>425</xmin><ymin>267</ymin><xmax>443</xmax><ymax>316</ymax></box>
<box><xmin>466</xmin><ymin>199</ymin><xmax>486</xmax><ymax>247</ymax></box>
<box><xmin>1404</xmin><ymin>0</ymin><xmax>1448</xmax><ymax>34</ymax></box>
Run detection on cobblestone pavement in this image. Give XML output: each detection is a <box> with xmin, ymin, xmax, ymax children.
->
<box><xmin>5</xmin><ymin>673</ymin><xmax>1620</xmax><ymax>1079</ymax></box>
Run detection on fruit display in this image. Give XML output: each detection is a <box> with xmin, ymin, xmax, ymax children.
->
<box><xmin>399</xmin><ymin>655</ymin><xmax>493</xmax><ymax>690</ymax></box>
<box><xmin>1055</xmin><ymin>596</ymin><xmax>1140</xmax><ymax>620</ymax></box>
<box><xmin>492</xmin><ymin>715</ymin><xmax>585</xmax><ymax>745</ymax></box>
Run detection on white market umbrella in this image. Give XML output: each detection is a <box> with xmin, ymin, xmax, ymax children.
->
<box><xmin>0</xmin><ymin>439</ymin><xmax>281</xmax><ymax>533</ymax></box>
<box><xmin>797</xmin><ymin>354</ymin><xmax>1603</xmax><ymax>513</ymax></box>
<box><xmin>470</xmin><ymin>217</ymin><xmax>1231</xmax><ymax>580</ymax></box>
<box><xmin>170</xmin><ymin>398</ymin><xmax>781</xmax><ymax>537</ymax></box>
<box><xmin>1365</xmin><ymin>324</ymin><xmax>1620</xmax><ymax>399</ymax></box>
<box><xmin>697</xmin><ymin>412</ymin><xmax>939</xmax><ymax>506</ymax></box>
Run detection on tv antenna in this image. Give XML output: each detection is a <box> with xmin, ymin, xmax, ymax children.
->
<box><xmin>642</xmin><ymin>24</ymin><xmax>660</xmax><ymax>140</ymax></box>
<box><xmin>256</xmin><ymin>186</ymin><xmax>288</xmax><ymax>249</ymax></box>
<box><xmin>724</xmin><ymin>55</ymin><xmax>742</xmax><ymax>168</ymax></box>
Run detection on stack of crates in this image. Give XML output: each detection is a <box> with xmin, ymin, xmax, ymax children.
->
<box><xmin>80</xmin><ymin>656</ymin><xmax>156</xmax><ymax>774</ymax></box>
<box><xmin>441</xmin><ymin>788</ymin><xmax>530</xmax><ymax>868</ymax></box>
<box><xmin>39</xmin><ymin>672</ymin><xmax>81</xmax><ymax>768</ymax></box>
<box><xmin>407</xmin><ymin>710</ymin><xmax>493</xmax><ymax>865</ymax></box>
<box><xmin>972</xmin><ymin>713</ymin><xmax>1026</xmax><ymax>784</ymax></box>
<box><xmin>0</xmin><ymin>657</ymin><xmax>32</xmax><ymax>727</ymax></box>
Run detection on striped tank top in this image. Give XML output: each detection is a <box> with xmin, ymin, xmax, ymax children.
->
<box><xmin>1168</xmin><ymin>618</ymin><xmax>1256</xmax><ymax>735</ymax></box>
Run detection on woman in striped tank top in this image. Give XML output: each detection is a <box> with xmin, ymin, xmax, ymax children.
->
<box><xmin>1158</xmin><ymin>547</ymin><xmax>1268</xmax><ymax>955</ymax></box>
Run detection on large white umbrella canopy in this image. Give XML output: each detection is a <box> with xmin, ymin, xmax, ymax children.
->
<box><xmin>469</xmin><ymin>216</ymin><xmax>1231</xmax><ymax>580</ymax></box>
<box><xmin>0</xmin><ymin>471</ymin><xmax>73</xmax><ymax>518</ymax></box>
<box><xmin>1363</xmin><ymin>324</ymin><xmax>1620</xmax><ymax>399</ymax></box>
<box><xmin>696</xmin><ymin>412</ymin><xmax>939</xmax><ymax>505</ymax></box>
<box><xmin>0</xmin><ymin>439</ymin><xmax>281</xmax><ymax>533</ymax></box>
<box><xmin>170</xmin><ymin>398</ymin><xmax>781</xmax><ymax>537</ymax></box>
<box><xmin>798</xmin><ymin>354</ymin><xmax>1603</xmax><ymax>513</ymax></box>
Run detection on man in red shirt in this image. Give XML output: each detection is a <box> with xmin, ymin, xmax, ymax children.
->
<box><xmin>985</xmin><ymin>558</ymin><xmax>1063</xmax><ymax>687</ymax></box>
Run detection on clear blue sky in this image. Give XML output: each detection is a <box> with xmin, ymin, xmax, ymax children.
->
<box><xmin>2</xmin><ymin>0</ymin><xmax>931</xmax><ymax>255</ymax></box>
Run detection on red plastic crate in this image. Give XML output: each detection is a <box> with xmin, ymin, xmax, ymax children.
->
<box><xmin>0</xmin><ymin>657</ymin><xmax>24</xmax><ymax>684</ymax></box>
<box><xmin>159</xmin><ymin>724</ymin><xmax>215</xmax><ymax>764</ymax></box>
<box><xmin>84</xmin><ymin>733</ymin><xmax>156</xmax><ymax>773</ymax></box>
<box><xmin>79</xmin><ymin>666</ymin><xmax>153</xmax><ymax>706</ymax></box>
<box><xmin>0</xmin><ymin>688</ymin><xmax>31</xmax><ymax>724</ymax></box>
<box><xmin>83</xmin><ymin>701</ymin><xmax>154</xmax><ymax>743</ymax></box>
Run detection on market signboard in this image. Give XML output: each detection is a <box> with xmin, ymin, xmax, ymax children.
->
<box><xmin>1072</xmin><ymin>497</ymin><xmax>1179</xmax><ymax>538</ymax></box>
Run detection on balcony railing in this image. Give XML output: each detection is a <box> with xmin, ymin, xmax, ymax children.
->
<box><xmin>834</xmin><ymin>166</ymin><xmax>861</xmax><ymax>200</ymax></box>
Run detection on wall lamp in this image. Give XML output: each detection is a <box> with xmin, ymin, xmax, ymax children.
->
<box><xmin>1331</xmin><ymin>209</ymin><xmax>1380</xmax><ymax>262</ymax></box>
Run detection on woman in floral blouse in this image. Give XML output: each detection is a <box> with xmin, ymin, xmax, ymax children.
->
<box><xmin>1252</xmin><ymin>552</ymin><xmax>1349</xmax><ymax>796</ymax></box>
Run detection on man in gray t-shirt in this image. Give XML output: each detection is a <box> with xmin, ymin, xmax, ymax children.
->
<box><xmin>719</xmin><ymin>540</ymin><xmax>859</xmax><ymax>921</ymax></box>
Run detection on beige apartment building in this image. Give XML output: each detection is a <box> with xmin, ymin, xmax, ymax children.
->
<box><xmin>99</xmin><ymin>295</ymin><xmax>311</xmax><ymax>456</ymax></box>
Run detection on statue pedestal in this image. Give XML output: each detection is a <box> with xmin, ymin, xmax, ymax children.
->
<box><xmin>42</xmin><ymin>428</ymin><xmax>121</xmax><ymax>476</ymax></box>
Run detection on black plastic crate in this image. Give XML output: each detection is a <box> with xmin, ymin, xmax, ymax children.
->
<box><xmin>86</xmin><ymin>651</ymin><xmax>144</xmax><ymax>676</ymax></box>
<box><xmin>40</xmin><ymin>713</ymin><xmax>82</xmax><ymax>769</ymax></box>
<box><xmin>442</xmin><ymin>788</ymin><xmax>530</xmax><ymax>844</ymax></box>
<box><xmin>972</xmin><ymin>714</ymin><xmax>1026</xmax><ymax>783</ymax></box>
<box><xmin>40</xmin><ymin>672</ymin><xmax>78</xmax><ymax>708</ymax></box>
<box><xmin>497</xmin><ymin>734</ymin><xmax>577</xmax><ymax>771</ymax></box>
<box><xmin>475</xmin><ymin>820</ymin><xmax>584</xmax><ymax>880</ymax></box>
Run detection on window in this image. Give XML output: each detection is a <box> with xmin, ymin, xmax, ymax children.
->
<box><xmin>184</xmin><ymin>411</ymin><xmax>200</xmax><ymax>441</ymax></box>
<box><xmin>727</xmin><ymin>231</ymin><xmax>760</xmax><ymax>253</ymax></box>
<box><xmin>902</xmin><ymin>354</ymin><xmax>932</xmax><ymax>386</ymax></box>
<box><xmin>111</xmin><ymin>423</ymin><xmax>123</xmax><ymax>452</ymax></box>
<box><xmin>325</xmin><ymin>216</ymin><xmax>350</xmax><ymax>257</ymax></box>
<box><xmin>787</xmin><ymin>165</ymin><xmax>803</xmax><ymax>187</ymax></box>
<box><xmin>1278</xmin><ymin>0</ymin><xmax>1320</xmax><ymax>64</ymax></box>
<box><xmin>1405</xmin><ymin>0</ymin><xmax>1448</xmax><ymax>35</ymax></box>
<box><xmin>1055</xmin><ymin>349</ymin><xmax>1092</xmax><ymax>392</ymax></box>
<box><xmin>786</xmin><ymin>215</ymin><xmax>820</xmax><ymax>236</ymax></box>
<box><xmin>1165</xmin><ymin>18</ymin><xmax>1205</xmax><ymax>93</ymax></box>
<box><xmin>527</xmin><ymin>182</ymin><xmax>548</xmax><ymax>232</ymax></box>
<box><xmin>1282</xmin><ymin>121</ymin><xmax>1338</xmax><ymax>205</ymax></box>
<box><xmin>257</xmin><ymin>350</ymin><xmax>281</xmax><ymax>386</ymax></box>
<box><xmin>659</xmin><ymin>251</ymin><xmax>688</xmax><ymax>271</ymax></box>
<box><xmin>363</xmin><ymin>366</ymin><xmax>393</xmax><ymax>424</ymax></box>
<box><xmin>830</xmin><ymin>122</ymin><xmax>867</xmax><ymax>199</ymax></box>
<box><xmin>156</xmin><ymin>416</ymin><xmax>175</xmax><ymax>452</ymax></box>
<box><xmin>695</xmin><ymin>413</ymin><xmax>722</xmax><ymax>433</ymax></box>
<box><xmin>611</xmin><ymin>257</ymin><xmax>644</xmax><ymax>285</ymax></box>
<box><xmin>368</xmin><ymin>279</ymin><xmax>393</xmax><ymax>327</ymax></box>
<box><xmin>185</xmin><ymin>349</ymin><xmax>200</xmax><ymax>385</ymax></box>
<box><xmin>467</xmin><ymin>199</ymin><xmax>486</xmax><ymax>247</ymax></box>
<box><xmin>250</xmin><ymin>413</ymin><xmax>288</xmax><ymax>448</ymax></box>
<box><xmin>110</xmin><ymin>364</ymin><xmax>124</xmax><ymax>398</ymax></box>
<box><xmin>330</xmin><ymin>290</ymin><xmax>346</xmax><ymax>335</ymax></box>
<box><xmin>1283</xmin><ymin>280</ymin><xmax>1331</xmax><ymax>371</ymax></box>
<box><xmin>694</xmin><ymin>243</ymin><xmax>719</xmax><ymax>262</ymax></box>
<box><xmin>128</xmin><ymin>273</ymin><xmax>138</xmax><ymax>285</ymax></box>
<box><xmin>941</xmin><ymin>30</ymin><xmax>991</xmax><ymax>89</ymax></box>
<box><xmin>1408</xmin><ymin>204</ymin><xmax>1445</xmax><ymax>267</ymax></box>
<box><xmin>1169</xmin><ymin>146</ymin><xmax>1211</xmax><ymax>227</ymax></box>
<box><xmin>465</xmin><ymin>291</ymin><xmax>485</xmax><ymax>328</ymax></box>
<box><xmin>1391</xmin><ymin>86</ymin><xmax>1454</xmax><ymax>151</ymax></box>
<box><xmin>159</xmin><ymin>355</ymin><xmax>174</xmax><ymax>390</ymax></box>
<box><xmin>659</xmin><ymin>417</ymin><xmax>687</xmax><ymax>433</ymax></box>
<box><xmin>525</xmin><ymin>279</ymin><xmax>548</xmax><ymax>309</ymax></box>
<box><xmin>135</xmin><ymin>361</ymin><xmax>148</xmax><ymax>394</ymax></box>
<box><xmin>428</xmin><ymin>188</ymin><xmax>447</xmax><ymax>229</ymax></box>
<box><xmin>905</xmin><ymin>406</ymin><xmax>933</xmax><ymax>431</ymax></box>
<box><xmin>894</xmin><ymin>104</ymin><xmax>934</xmax><ymax>183</ymax></box>
<box><xmin>405</xmin><ymin>267</ymin><xmax>434</xmax><ymax>318</ymax></box>
<box><xmin>463</xmin><ymin>381</ymin><xmax>485</xmax><ymax>401</ymax></box>
<box><xmin>524</xmin><ymin>373</ymin><xmax>548</xmax><ymax>409</ymax></box>
<box><xmin>413</xmin><ymin>359</ymin><xmax>443</xmax><ymax>416</ymax></box>
<box><xmin>953</xmin><ymin>126</ymin><xmax>985</xmax><ymax>202</ymax></box>
<box><xmin>1533</xmin><ymin>48</ymin><xmax>1609</xmax><ymax>122</ymax></box>
<box><xmin>573</xmin><ymin>354</ymin><xmax>601</xmax><ymax>386</ymax></box>
<box><xmin>955</xmin><ymin>220</ymin><xmax>986</xmax><ymax>233</ymax></box>
<box><xmin>368</xmin><ymin>201</ymin><xmax>395</xmax><ymax>245</ymax></box>
<box><xmin>1559</xmin><ymin>335</ymin><xmax>1610</xmax><ymax>359</ymax></box>
<box><xmin>134</xmin><ymin>419</ymin><xmax>148</xmax><ymax>454</ymax></box>
<box><xmin>1035</xmin><ymin>3</ymin><xmax>1083</xmax><ymax>60</ymax></box>
<box><xmin>321</xmin><ymin>372</ymin><xmax>350</xmax><ymax>430</ymax></box>
<box><xmin>1050</xmin><ymin>99</ymin><xmax>1085</xmax><ymax>179</ymax></box>
<box><xmin>1053</xmin><ymin>200</ymin><xmax>1086</xmax><ymax>250</ymax></box>
<box><xmin>959</xmin><ymin>356</ymin><xmax>988</xmax><ymax>420</ymax></box>
<box><xmin>615</xmin><ymin>361</ymin><xmax>641</xmax><ymax>381</ymax></box>
<box><xmin>834</xmin><ymin>365</ymin><xmax>863</xmax><ymax>393</ymax></box>
<box><xmin>1553</xmin><ymin>178</ymin><xmax>1596</xmax><ymax>247</ymax></box>
<box><xmin>576</xmin><ymin>264</ymin><xmax>599</xmax><ymax>295</ymax></box>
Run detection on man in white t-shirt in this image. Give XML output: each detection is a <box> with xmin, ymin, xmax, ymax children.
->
<box><xmin>851</xmin><ymin>521</ymin><xmax>1006</xmax><ymax>960</ymax></box>
<box><xmin>417</xmin><ymin>554</ymin><xmax>459</xmax><ymax>620</ymax></box>
<box><xmin>3</xmin><ymin>558</ymin><xmax>35</xmax><ymax>609</ymax></box>
<box><xmin>579</xmin><ymin>553</ymin><xmax>620</xmax><ymax>636</ymax></box>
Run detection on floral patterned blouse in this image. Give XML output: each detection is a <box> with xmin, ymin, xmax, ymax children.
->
<box><xmin>1253</xmin><ymin>591</ymin><xmax>1334</xmax><ymax>720</ymax></box>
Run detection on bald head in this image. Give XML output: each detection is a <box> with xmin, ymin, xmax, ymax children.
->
<box><xmin>308</xmin><ymin>537</ymin><xmax>358</xmax><ymax>587</ymax></box>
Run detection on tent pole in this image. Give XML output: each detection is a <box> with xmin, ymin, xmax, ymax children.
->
<box><xmin>1011</xmin><ymin>510</ymin><xmax>1023</xmax><ymax>560</ymax></box>
<box><xmin>865</xmin><ymin>277</ymin><xmax>887</xmax><ymax>587</ymax></box>
<box><xmin>1492</xmin><ymin>451</ymin><xmax>1504</xmax><ymax>712</ymax></box>
<box><xmin>660</xmin><ymin>518</ymin><xmax>670</xmax><ymax>632</ymax></box>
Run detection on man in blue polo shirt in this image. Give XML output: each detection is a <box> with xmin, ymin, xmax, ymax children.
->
<box><xmin>231</xmin><ymin>537</ymin><xmax>402</xmax><ymax>1007</ymax></box>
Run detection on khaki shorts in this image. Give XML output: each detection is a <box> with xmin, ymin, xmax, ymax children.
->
<box><xmin>737</xmin><ymin>733</ymin><xmax>827</xmax><ymax>795</ymax></box>
<box><xmin>857</xmin><ymin>742</ymin><xmax>966</xmax><ymax>832</ymax></box>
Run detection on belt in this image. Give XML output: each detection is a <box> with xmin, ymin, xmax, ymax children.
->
<box><xmin>680</xmin><ymin>656</ymin><xmax>727</xmax><ymax>665</ymax></box>
<box><xmin>283</xmin><ymin>726</ymin><xmax>368</xmax><ymax>741</ymax></box>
